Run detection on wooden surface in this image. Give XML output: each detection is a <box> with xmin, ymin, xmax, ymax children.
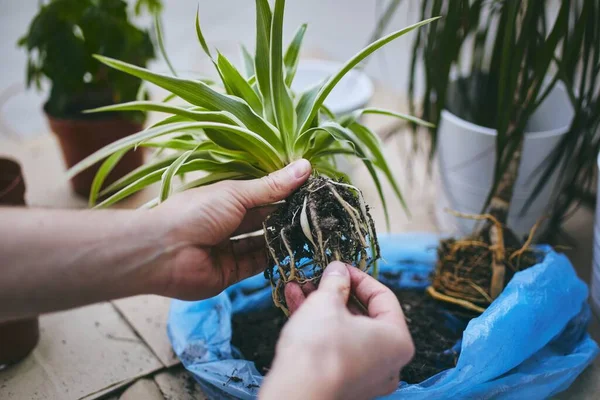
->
<box><xmin>1</xmin><ymin>81</ymin><xmax>598</xmax><ymax>399</ymax></box>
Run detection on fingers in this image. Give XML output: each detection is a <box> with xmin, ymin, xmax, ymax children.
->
<box><xmin>317</xmin><ymin>261</ymin><xmax>351</xmax><ymax>306</ymax></box>
<box><xmin>233</xmin><ymin>159</ymin><xmax>311</xmax><ymax>209</ymax></box>
<box><xmin>284</xmin><ymin>281</ymin><xmax>316</xmax><ymax>314</ymax></box>
<box><xmin>284</xmin><ymin>283</ymin><xmax>305</xmax><ymax>313</ymax></box>
<box><xmin>348</xmin><ymin>267</ymin><xmax>405</xmax><ymax>326</ymax></box>
<box><xmin>213</xmin><ymin>235</ymin><xmax>267</xmax><ymax>288</ymax></box>
<box><xmin>232</xmin><ymin>204</ymin><xmax>279</xmax><ymax>237</ymax></box>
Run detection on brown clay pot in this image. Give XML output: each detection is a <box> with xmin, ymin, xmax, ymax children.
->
<box><xmin>0</xmin><ymin>158</ymin><xmax>40</xmax><ymax>367</ymax></box>
<box><xmin>47</xmin><ymin>115</ymin><xmax>145</xmax><ymax>197</ymax></box>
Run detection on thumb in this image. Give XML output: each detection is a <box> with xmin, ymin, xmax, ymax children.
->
<box><xmin>234</xmin><ymin>159</ymin><xmax>311</xmax><ymax>208</ymax></box>
<box><xmin>317</xmin><ymin>261</ymin><xmax>351</xmax><ymax>306</ymax></box>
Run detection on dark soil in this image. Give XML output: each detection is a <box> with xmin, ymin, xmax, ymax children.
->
<box><xmin>231</xmin><ymin>289</ymin><xmax>463</xmax><ymax>384</ymax></box>
<box><xmin>393</xmin><ymin>290</ymin><xmax>464</xmax><ymax>383</ymax></box>
<box><xmin>263</xmin><ymin>175</ymin><xmax>379</xmax><ymax>308</ymax></box>
<box><xmin>231</xmin><ymin>307</ymin><xmax>287</xmax><ymax>375</ymax></box>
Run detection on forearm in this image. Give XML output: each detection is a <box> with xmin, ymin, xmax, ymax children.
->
<box><xmin>0</xmin><ymin>207</ymin><xmax>169</xmax><ymax>321</ymax></box>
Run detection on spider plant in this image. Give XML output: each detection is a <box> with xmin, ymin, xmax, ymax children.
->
<box><xmin>66</xmin><ymin>0</ymin><xmax>436</xmax><ymax>311</ymax></box>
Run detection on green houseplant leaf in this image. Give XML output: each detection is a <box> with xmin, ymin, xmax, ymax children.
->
<box><xmin>69</xmin><ymin>1</ymin><xmax>436</xmax><ymax>309</ymax></box>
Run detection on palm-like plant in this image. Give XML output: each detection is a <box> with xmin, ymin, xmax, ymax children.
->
<box><xmin>67</xmin><ymin>0</ymin><xmax>436</xmax><ymax>311</ymax></box>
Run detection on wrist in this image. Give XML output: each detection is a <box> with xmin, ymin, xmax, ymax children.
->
<box><xmin>120</xmin><ymin>209</ymin><xmax>175</xmax><ymax>296</ymax></box>
<box><xmin>261</xmin><ymin>347</ymin><xmax>344</xmax><ymax>400</ymax></box>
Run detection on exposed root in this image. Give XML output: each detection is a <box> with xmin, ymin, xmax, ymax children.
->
<box><xmin>263</xmin><ymin>175</ymin><xmax>379</xmax><ymax>313</ymax></box>
<box><xmin>428</xmin><ymin>210</ymin><xmax>540</xmax><ymax>313</ymax></box>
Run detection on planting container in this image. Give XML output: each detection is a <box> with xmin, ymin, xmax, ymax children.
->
<box><xmin>47</xmin><ymin>115</ymin><xmax>144</xmax><ymax>197</ymax></box>
<box><xmin>168</xmin><ymin>233</ymin><xmax>598</xmax><ymax>399</ymax></box>
<box><xmin>435</xmin><ymin>81</ymin><xmax>574</xmax><ymax>237</ymax></box>
<box><xmin>0</xmin><ymin>158</ymin><xmax>40</xmax><ymax>367</ymax></box>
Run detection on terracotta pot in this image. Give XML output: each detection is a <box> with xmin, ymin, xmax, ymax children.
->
<box><xmin>46</xmin><ymin>115</ymin><xmax>145</xmax><ymax>197</ymax></box>
<box><xmin>0</xmin><ymin>158</ymin><xmax>26</xmax><ymax>205</ymax></box>
<box><xmin>0</xmin><ymin>158</ymin><xmax>40</xmax><ymax>367</ymax></box>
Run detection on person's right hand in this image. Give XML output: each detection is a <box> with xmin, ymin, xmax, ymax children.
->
<box><xmin>260</xmin><ymin>262</ymin><xmax>414</xmax><ymax>400</ymax></box>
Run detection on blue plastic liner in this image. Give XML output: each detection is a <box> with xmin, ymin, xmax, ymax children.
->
<box><xmin>168</xmin><ymin>233</ymin><xmax>598</xmax><ymax>399</ymax></box>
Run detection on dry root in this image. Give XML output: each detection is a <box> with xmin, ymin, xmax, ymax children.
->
<box><xmin>263</xmin><ymin>176</ymin><xmax>379</xmax><ymax>314</ymax></box>
<box><xmin>428</xmin><ymin>210</ymin><xmax>541</xmax><ymax>313</ymax></box>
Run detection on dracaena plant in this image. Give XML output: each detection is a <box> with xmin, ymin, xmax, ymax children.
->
<box><xmin>67</xmin><ymin>0</ymin><xmax>436</xmax><ymax>312</ymax></box>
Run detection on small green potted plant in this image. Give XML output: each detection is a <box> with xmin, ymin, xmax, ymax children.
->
<box><xmin>18</xmin><ymin>0</ymin><xmax>162</xmax><ymax>197</ymax></box>
<box><xmin>67</xmin><ymin>0</ymin><xmax>436</xmax><ymax>311</ymax></box>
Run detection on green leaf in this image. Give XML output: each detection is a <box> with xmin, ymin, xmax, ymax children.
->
<box><xmin>292</xmin><ymin>126</ymin><xmax>323</xmax><ymax>155</ymax></box>
<box><xmin>270</xmin><ymin>0</ymin><xmax>296</xmax><ymax>146</ymax></box>
<box><xmin>349</xmin><ymin>122</ymin><xmax>407</xmax><ymax>213</ymax></box>
<box><xmin>97</xmin><ymin>158</ymin><xmax>264</xmax><ymax>208</ymax></box>
<box><xmin>302</xmin><ymin>129</ymin><xmax>338</xmax><ymax>159</ymax></box>
<box><xmin>255</xmin><ymin>0</ymin><xmax>273</xmax><ymax>121</ymax></box>
<box><xmin>318</xmin><ymin>122</ymin><xmax>401</xmax><ymax>227</ymax></box>
<box><xmin>345</xmin><ymin>107</ymin><xmax>436</xmax><ymax>128</ymax></box>
<box><xmin>94</xmin><ymin>55</ymin><xmax>282</xmax><ymax>148</ymax></box>
<box><xmin>67</xmin><ymin>121</ymin><xmax>282</xmax><ymax>179</ymax></box>
<box><xmin>295</xmin><ymin>80</ymin><xmax>325</xmax><ymax>131</ymax></box>
<box><xmin>85</xmin><ymin>101</ymin><xmax>237</xmax><ymax>124</ymax></box>
<box><xmin>139</xmin><ymin>172</ymin><xmax>249</xmax><ymax>209</ymax></box>
<box><xmin>154</xmin><ymin>14</ymin><xmax>177</xmax><ymax>76</ymax></box>
<box><xmin>100</xmin><ymin>147</ymin><xmax>222</xmax><ymax>195</ymax></box>
<box><xmin>241</xmin><ymin>45</ymin><xmax>256</xmax><ymax>78</ymax></box>
<box><xmin>216</xmin><ymin>52</ymin><xmax>263</xmax><ymax>114</ymax></box>
<box><xmin>195</xmin><ymin>6</ymin><xmax>213</xmax><ymax>58</ymax></box>
<box><xmin>313</xmin><ymin>160</ymin><xmax>351</xmax><ymax>183</ymax></box>
<box><xmin>284</xmin><ymin>23</ymin><xmax>307</xmax><ymax>86</ymax></box>
<box><xmin>159</xmin><ymin>148</ymin><xmax>197</xmax><ymax>203</ymax></box>
<box><xmin>298</xmin><ymin>17</ymin><xmax>440</xmax><ymax>133</ymax></box>
<box><xmin>89</xmin><ymin>149</ymin><xmax>128</xmax><ymax>206</ymax></box>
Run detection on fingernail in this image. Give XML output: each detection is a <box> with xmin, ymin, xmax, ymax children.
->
<box><xmin>286</xmin><ymin>159</ymin><xmax>311</xmax><ymax>179</ymax></box>
<box><xmin>323</xmin><ymin>261</ymin><xmax>349</xmax><ymax>277</ymax></box>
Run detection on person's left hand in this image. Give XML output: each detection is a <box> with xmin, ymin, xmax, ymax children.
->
<box><xmin>145</xmin><ymin>159</ymin><xmax>311</xmax><ymax>300</ymax></box>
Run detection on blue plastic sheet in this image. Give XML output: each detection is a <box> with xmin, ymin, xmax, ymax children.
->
<box><xmin>168</xmin><ymin>233</ymin><xmax>599</xmax><ymax>399</ymax></box>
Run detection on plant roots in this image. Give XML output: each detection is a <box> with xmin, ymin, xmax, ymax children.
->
<box><xmin>263</xmin><ymin>176</ymin><xmax>380</xmax><ymax>314</ymax></box>
<box><xmin>427</xmin><ymin>211</ymin><xmax>541</xmax><ymax>313</ymax></box>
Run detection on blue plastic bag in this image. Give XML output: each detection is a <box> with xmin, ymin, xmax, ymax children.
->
<box><xmin>168</xmin><ymin>233</ymin><xmax>598</xmax><ymax>399</ymax></box>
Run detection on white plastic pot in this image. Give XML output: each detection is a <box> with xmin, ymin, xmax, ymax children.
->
<box><xmin>435</xmin><ymin>82</ymin><xmax>574</xmax><ymax>237</ymax></box>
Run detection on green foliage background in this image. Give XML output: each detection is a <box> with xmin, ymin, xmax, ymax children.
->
<box><xmin>19</xmin><ymin>0</ymin><xmax>161</xmax><ymax>121</ymax></box>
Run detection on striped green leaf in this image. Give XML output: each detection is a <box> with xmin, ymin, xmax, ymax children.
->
<box><xmin>89</xmin><ymin>149</ymin><xmax>128</xmax><ymax>207</ymax></box>
<box><xmin>343</xmin><ymin>107</ymin><xmax>435</xmax><ymax>128</ymax></box>
<box><xmin>86</xmin><ymin>101</ymin><xmax>237</xmax><ymax>125</ymax></box>
<box><xmin>255</xmin><ymin>0</ymin><xmax>273</xmax><ymax>121</ymax></box>
<box><xmin>270</xmin><ymin>0</ymin><xmax>296</xmax><ymax>147</ymax></box>
<box><xmin>284</xmin><ymin>23</ymin><xmax>307</xmax><ymax>86</ymax></box>
<box><xmin>216</xmin><ymin>52</ymin><xmax>263</xmax><ymax>114</ymax></box>
<box><xmin>67</xmin><ymin>121</ymin><xmax>282</xmax><ymax>179</ymax></box>
<box><xmin>94</xmin><ymin>55</ymin><xmax>281</xmax><ymax>148</ymax></box>
<box><xmin>159</xmin><ymin>148</ymin><xmax>197</xmax><ymax>203</ymax></box>
<box><xmin>298</xmin><ymin>17</ymin><xmax>440</xmax><ymax>133</ymax></box>
<box><xmin>195</xmin><ymin>6</ymin><xmax>213</xmax><ymax>58</ymax></box>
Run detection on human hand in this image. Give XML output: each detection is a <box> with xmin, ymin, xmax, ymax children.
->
<box><xmin>260</xmin><ymin>262</ymin><xmax>414</xmax><ymax>400</ymax></box>
<box><xmin>146</xmin><ymin>159</ymin><xmax>311</xmax><ymax>300</ymax></box>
